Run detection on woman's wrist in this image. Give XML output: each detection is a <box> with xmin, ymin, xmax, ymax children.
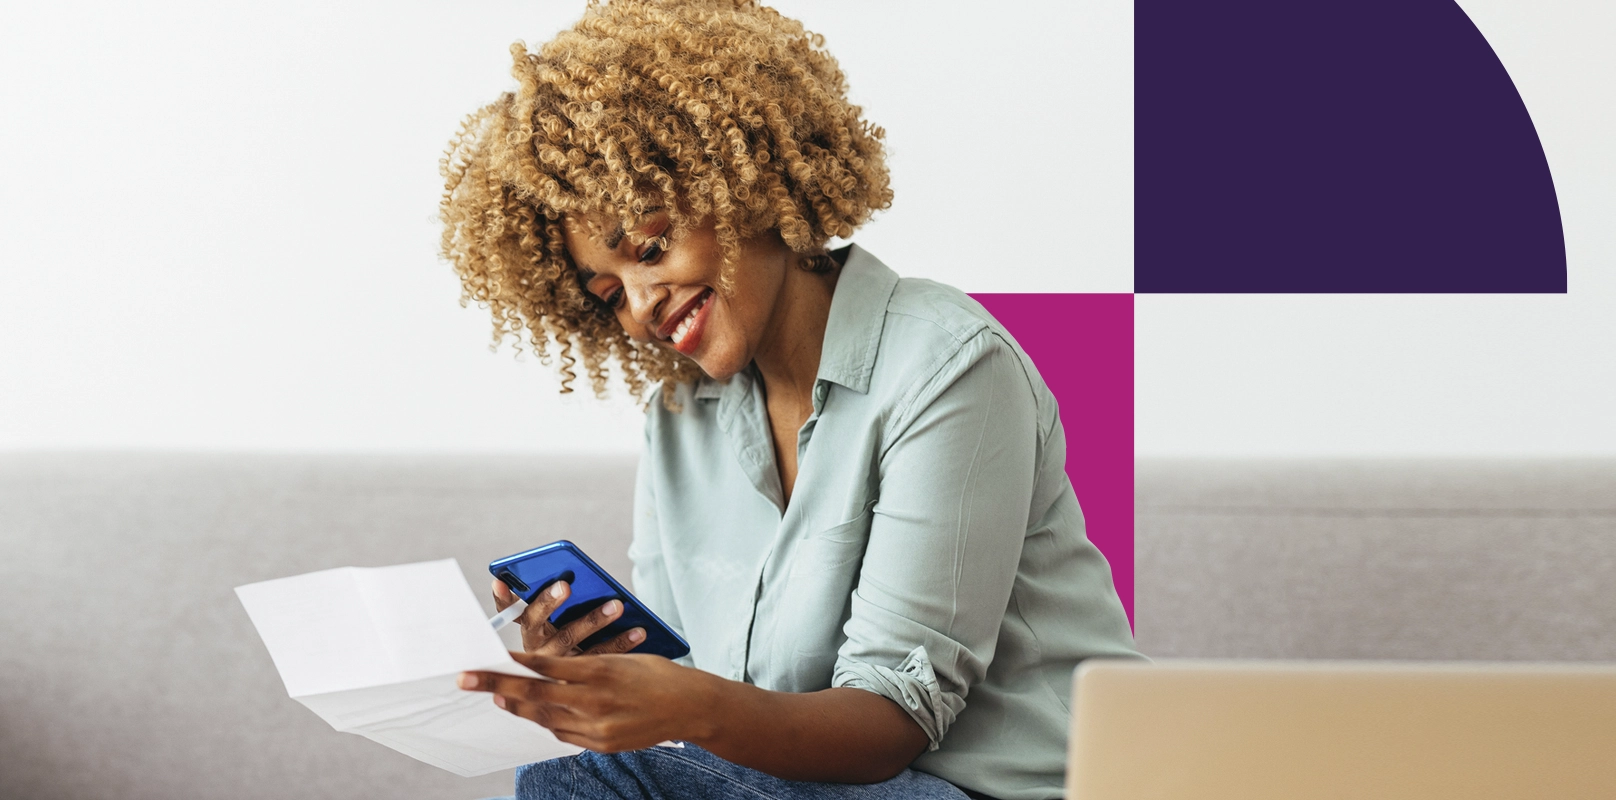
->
<box><xmin>667</xmin><ymin>676</ymin><xmax>929</xmax><ymax>783</ymax></box>
<box><xmin>677</xmin><ymin>665</ymin><xmax>742</xmax><ymax>747</ymax></box>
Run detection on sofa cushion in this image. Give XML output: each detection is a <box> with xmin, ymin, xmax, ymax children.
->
<box><xmin>0</xmin><ymin>452</ymin><xmax>637</xmax><ymax>800</ymax></box>
<box><xmin>1135</xmin><ymin>459</ymin><xmax>1616</xmax><ymax>661</ymax></box>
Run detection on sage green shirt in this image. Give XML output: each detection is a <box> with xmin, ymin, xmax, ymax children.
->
<box><xmin>628</xmin><ymin>245</ymin><xmax>1142</xmax><ymax>799</ymax></box>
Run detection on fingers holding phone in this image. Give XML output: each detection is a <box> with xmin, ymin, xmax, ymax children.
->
<box><xmin>493</xmin><ymin>577</ymin><xmax>567</xmax><ymax>653</ymax></box>
<box><xmin>488</xmin><ymin>541</ymin><xmax>689</xmax><ymax>661</ymax></box>
<box><xmin>492</xmin><ymin>578</ymin><xmax>644</xmax><ymax>657</ymax></box>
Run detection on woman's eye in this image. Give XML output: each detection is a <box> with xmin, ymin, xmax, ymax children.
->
<box><xmin>605</xmin><ymin>287</ymin><xmax>625</xmax><ymax>309</ymax></box>
<box><xmin>637</xmin><ymin>240</ymin><xmax>663</xmax><ymax>263</ymax></box>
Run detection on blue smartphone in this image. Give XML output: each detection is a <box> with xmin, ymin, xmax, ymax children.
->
<box><xmin>488</xmin><ymin>540</ymin><xmax>690</xmax><ymax>661</ymax></box>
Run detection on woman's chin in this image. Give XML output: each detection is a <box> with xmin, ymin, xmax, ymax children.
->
<box><xmin>685</xmin><ymin>348</ymin><xmax>747</xmax><ymax>383</ymax></box>
<box><xmin>694</xmin><ymin>360</ymin><xmax>740</xmax><ymax>382</ymax></box>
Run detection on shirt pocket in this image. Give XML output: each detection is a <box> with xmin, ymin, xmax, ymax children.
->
<box><xmin>782</xmin><ymin>506</ymin><xmax>876</xmax><ymax>668</ymax></box>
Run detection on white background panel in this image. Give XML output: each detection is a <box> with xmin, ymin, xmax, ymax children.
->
<box><xmin>0</xmin><ymin>0</ymin><xmax>1131</xmax><ymax>452</ymax></box>
<box><xmin>1137</xmin><ymin>0</ymin><xmax>1616</xmax><ymax>456</ymax></box>
<box><xmin>5</xmin><ymin>1</ymin><xmax>1610</xmax><ymax>456</ymax></box>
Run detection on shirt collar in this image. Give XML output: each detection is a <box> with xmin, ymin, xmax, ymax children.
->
<box><xmin>690</xmin><ymin>242</ymin><xmax>898</xmax><ymax>400</ymax></box>
<box><xmin>814</xmin><ymin>244</ymin><xmax>899</xmax><ymax>394</ymax></box>
<box><xmin>694</xmin><ymin>377</ymin><xmax>726</xmax><ymax>400</ymax></box>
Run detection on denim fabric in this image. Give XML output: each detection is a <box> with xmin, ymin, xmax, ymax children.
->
<box><xmin>512</xmin><ymin>745</ymin><xmax>970</xmax><ymax>800</ymax></box>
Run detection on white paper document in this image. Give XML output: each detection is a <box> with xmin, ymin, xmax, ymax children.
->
<box><xmin>235</xmin><ymin>558</ymin><xmax>581</xmax><ymax>776</ymax></box>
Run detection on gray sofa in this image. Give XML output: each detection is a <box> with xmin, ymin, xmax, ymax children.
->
<box><xmin>3</xmin><ymin>454</ymin><xmax>1613</xmax><ymax>799</ymax></box>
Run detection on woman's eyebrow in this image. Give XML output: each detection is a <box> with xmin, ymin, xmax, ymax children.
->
<box><xmin>604</xmin><ymin>207</ymin><xmax>665</xmax><ymax>250</ymax></box>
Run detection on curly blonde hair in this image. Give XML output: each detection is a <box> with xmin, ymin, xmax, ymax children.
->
<box><xmin>439</xmin><ymin>0</ymin><xmax>892</xmax><ymax>401</ymax></box>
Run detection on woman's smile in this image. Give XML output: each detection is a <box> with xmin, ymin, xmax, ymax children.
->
<box><xmin>659</xmin><ymin>287</ymin><xmax>714</xmax><ymax>355</ymax></box>
<box><xmin>561</xmin><ymin>211</ymin><xmax>802</xmax><ymax>383</ymax></box>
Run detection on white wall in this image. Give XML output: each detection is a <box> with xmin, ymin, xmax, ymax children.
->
<box><xmin>3</xmin><ymin>0</ymin><xmax>1612</xmax><ymax>456</ymax></box>
<box><xmin>1136</xmin><ymin>0</ymin><xmax>1616</xmax><ymax>456</ymax></box>
<box><xmin>0</xmin><ymin>0</ymin><xmax>1131</xmax><ymax>452</ymax></box>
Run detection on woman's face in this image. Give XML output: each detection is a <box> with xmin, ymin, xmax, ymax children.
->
<box><xmin>564</xmin><ymin>210</ymin><xmax>793</xmax><ymax>382</ymax></box>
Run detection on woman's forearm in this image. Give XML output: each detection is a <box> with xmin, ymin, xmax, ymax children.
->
<box><xmin>682</xmin><ymin>672</ymin><xmax>931</xmax><ymax>783</ymax></box>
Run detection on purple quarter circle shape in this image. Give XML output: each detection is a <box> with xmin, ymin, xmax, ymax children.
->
<box><xmin>1136</xmin><ymin>0</ymin><xmax>1566</xmax><ymax>292</ymax></box>
<box><xmin>972</xmin><ymin>294</ymin><xmax>1134</xmax><ymax>628</ymax></box>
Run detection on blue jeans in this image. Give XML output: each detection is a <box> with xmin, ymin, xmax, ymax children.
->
<box><xmin>508</xmin><ymin>744</ymin><xmax>970</xmax><ymax>800</ymax></box>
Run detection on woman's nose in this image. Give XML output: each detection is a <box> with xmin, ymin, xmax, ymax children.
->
<box><xmin>623</xmin><ymin>281</ymin><xmax>666</xmax><ymax>331</ymax></box>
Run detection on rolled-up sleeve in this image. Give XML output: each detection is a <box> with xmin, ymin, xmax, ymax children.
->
<box><xmin>831</xmin><ymin>330</ymin><xmax>1037</xmax><ymax>749</ymax></box>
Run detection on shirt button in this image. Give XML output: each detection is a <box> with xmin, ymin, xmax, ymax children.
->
<box><xmin>814</xmin><ymin>384</ymin><xmax>828</xmax><ymax>402</ymax></box>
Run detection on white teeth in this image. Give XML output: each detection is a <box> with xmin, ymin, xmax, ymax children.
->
<box><xmin>668</xmin><ymin>293</ymin><xmax>708</xmax><ymax>345</ymax></box>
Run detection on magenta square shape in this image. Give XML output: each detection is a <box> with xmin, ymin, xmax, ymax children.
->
<box><xmin>970</xmin><ymin>293</ymin><xmax>1134</xmax><ymax>628</ymax></box>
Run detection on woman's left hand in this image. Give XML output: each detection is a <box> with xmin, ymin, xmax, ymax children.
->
<box><xmin>458</xmin><ymin>651</ymin><xmax>716</xmax><ymax>753</ymax></box>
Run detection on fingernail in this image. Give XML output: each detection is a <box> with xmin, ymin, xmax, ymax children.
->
<box><xmin>604</xmin><ymin>600</ymin><xmax>622</xmax><ymax>616</ymax></box>
<box><xmin>458</xmin><ymin>673</ymin><xmax>478</xmax><ymax>690</ymax></box>
<box><xmin>494</xmin><ymin>695</ymin><xmax>507</xmax><ymax>709</ymax></box>
<box><xmin>550</xmin><ymin>582</ymin><xmax>567</xmax><ymax>598</ymax></box>
<box><xmin>629</xmin><ymin>628</ymin><xmax>645</xmax><ymax>643</ymax></box>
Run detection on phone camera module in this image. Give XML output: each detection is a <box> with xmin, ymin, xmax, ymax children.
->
<box><xmin>498</xmin><ymin>571</ymin><xmax>530</xmax><ymax>595</ymax></box>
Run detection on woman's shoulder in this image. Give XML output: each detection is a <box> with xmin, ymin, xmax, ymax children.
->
<box><xmin>880</xmin><ymin>278</ymin><xmax>1041</xmax><ymax>386</ymax></box>
<box><xmin>871</xmin><ymin>275</ymin><xmax>1055</xmax><ymax>425</ymax></box>
<box><xmin>833</xmin><ymin>244</ymin><xmax>1003</xmax><ymax>361</ymax></box>
<box><xmin>883</xmin><ymin>276</ymin><xmax>996</xmax><ymax>347</ymax></box>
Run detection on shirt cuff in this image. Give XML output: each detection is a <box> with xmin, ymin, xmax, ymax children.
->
<box><xmin>832</xmin><ymin>645</ymin><xmax>965</xmax><ymax>751</ymax></box>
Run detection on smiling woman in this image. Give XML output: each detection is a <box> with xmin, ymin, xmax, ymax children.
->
<box><xmin>438</xmin><ymin>0</ymin><xmax>890</xmax><ymax>401</ymax></box>
<box><xmin>438</xmin><ymin>1</ymin><xmax>1142</xmax><ymax>799</ymax></box>
<box><xmin>562</xmin><ymin>209</ymin><xmax>805</xmax><ymax>380</ymax></box>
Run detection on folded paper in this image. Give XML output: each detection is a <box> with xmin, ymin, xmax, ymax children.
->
<box><xmin>235</xmin><ymin>558</ymin><xmax>579</xmax><ymax>776</ymax></box>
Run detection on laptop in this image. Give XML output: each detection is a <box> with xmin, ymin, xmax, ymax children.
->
<box><xmin>1067</xmin><ymin>659</ymin><xmax>1616</xmax><ymax>799</ymax></box>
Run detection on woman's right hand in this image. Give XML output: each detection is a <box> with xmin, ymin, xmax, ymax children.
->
<box><xmin>493</xmin><ymin>579</ymin><xmax>645</xmax><ymax>657</ymax></box>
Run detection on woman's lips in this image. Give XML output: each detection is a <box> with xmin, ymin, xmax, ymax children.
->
<box><xmin>657</xmin><ymin>291</ymin><xmax>704</xmax><ymax>340</ymax></box>
<box><xmin>671</xmin><ymin>289</ymin><xmax>713</xmax><ymax>356</ymax></box>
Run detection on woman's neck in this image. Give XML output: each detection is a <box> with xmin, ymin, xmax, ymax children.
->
<box><xmin>752</xmin><ymin>260</ymin><xmax>841</xmax><ymax>413</ymax></box>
